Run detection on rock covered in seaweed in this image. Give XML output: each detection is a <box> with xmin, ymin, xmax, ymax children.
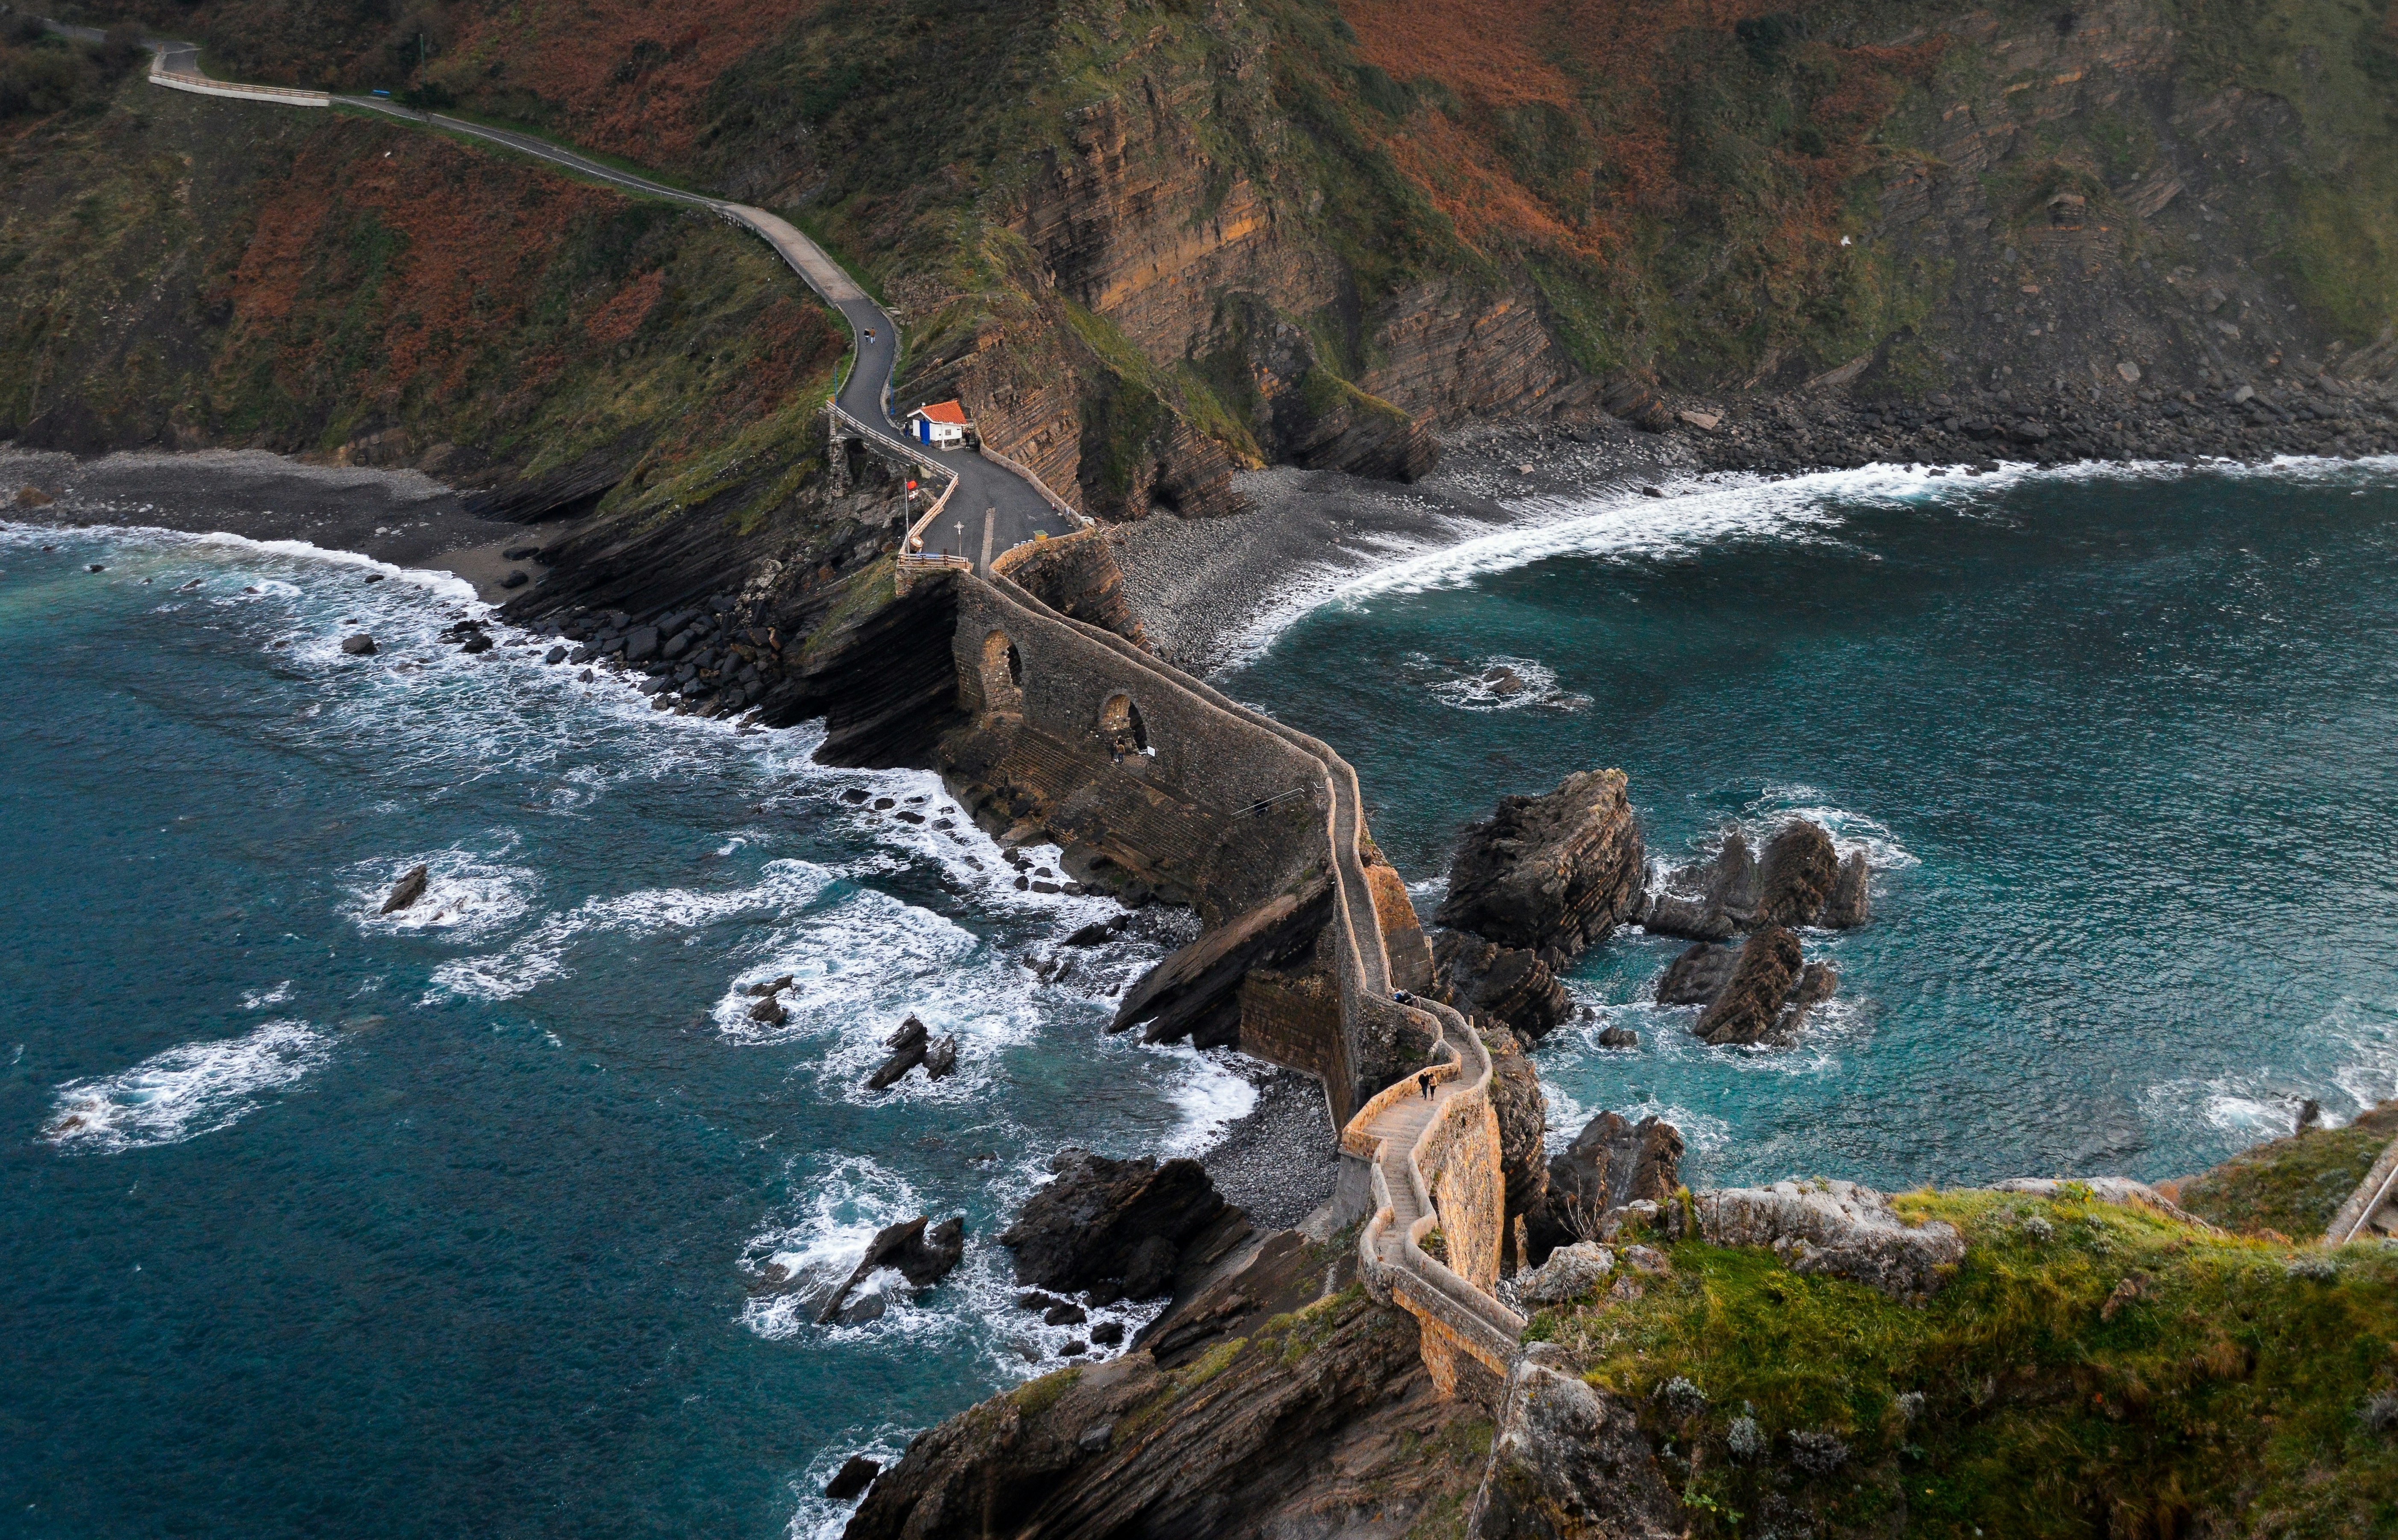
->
<box><xmin>1437</xmin><ymin>768</ymin><xmax>1646</xmax><ymax>963</ymax></box>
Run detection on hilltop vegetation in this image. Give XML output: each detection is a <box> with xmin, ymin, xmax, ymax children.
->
<box><xmin>18</xmin><ymin>0</ymin><xmax>2398</xmax><ymax>520</ymax></box>
<box><xmin>1533</xmin><ymin>1185</ymin><xmax>2398</xmax><ymax>1538</ymax></box>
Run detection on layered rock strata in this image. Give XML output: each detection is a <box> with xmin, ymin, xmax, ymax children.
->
<box><xmin>999</xmin><ymin>1150</ymin><xmax>1246</xmax><ymax>1303</ymax></box>
<box><xmin>1437</xmin><ymin>769</ymin><xmax>1646</xmax><ymax>965</ymax></box>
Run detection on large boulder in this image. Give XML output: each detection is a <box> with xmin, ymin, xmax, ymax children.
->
<box><xmin>1641</xmin><ymin>830</ymin><xmax>1757</xmax><ymax>941</ymax></box>
<box><xmin>999</xmin><ymin>1149</ymin><xmax>1233</xmax><ymax>1298</ymax></box>
<box><xmin>1433</xmin><ymin>931</ymin><xmax>1571</xmax><ymax>1043</ymax></box>
<box><xmin>1534</xmin><ymin>1112</ymin><xmax>1682</xmax><ymax>1254</ymax></box>
<box><xmin>1654</xmin><ymin>942</ymin><xmax>1740</xmax><ymax>1006</ymax></box>
<box><xmin>1822</xmin><ymin>850</ymin><xmax>1872</xmax><ymax>928</ymax></box>
<box><xmin>1692</xmin><ymin>927</ymin><xmax>1802</xmax><ymax>1045</ymax></box>
<box><xmin>1754</xmin><ymin>820</ymin><xmax>1838</xmax><ymax>927</ymax></box>
<box><xmin>1480</xmin><ymin>1025</ymin><xmax>1550</xmax><ymax>1222</ymax></box>
<box><xmin>1438</xmin><ymin>769</ymin><xmax>1646</xmax><ymax>962</ymax></box>
<box><xmin>1669</xmin><ymin>1179</ymin><xmax>1966</xmax><ymax>1299</ymax></box>
<box><xmin>1466</xmin><ymin>1347</ymin><xmax>1680</xmax><ymax>1540</ymax></box>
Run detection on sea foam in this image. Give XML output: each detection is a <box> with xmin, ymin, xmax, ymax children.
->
<box><xmin>43</xmin><ymin>1019</ymin><xmax>331</xmax><ymax>1153</ymax></box>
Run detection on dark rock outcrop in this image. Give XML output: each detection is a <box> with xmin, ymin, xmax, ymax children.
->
<box><xmin>815</xmin><ymin>1215</ymin><xmax>968</xmax><ymax>1323</ymax></box>
<box><xmin>1438</xmin><ymin>769</ymin><xmax>1645</xmax><ymax>963</ymax></box>
<box><xmin>1431</xmin><ymin>930</ymin><xmax>1570</xmax><ymax>1043</ymax></box>
<box><xmin>1112</xmin><ymin>882</ymin><xmax>1332</xmax><ymax>1047</ymax></box>
<box><xmin>1654</xmin><ymin>942</ymin><xmax>1740</xmax><ymax>1006</ymax></box>
<box><xmin>1641</xmin><ymin>830</ymin><xmax>1757</xmax><ymax>942</ymax></box>
<box><xmin>867</xmin><ymin>1015</ymin><xmax>931</xmax><ymax>1089</ymax></box>
<box><xmin>823</xmin><ymin>1455</ymin><xmax>881</xmax><ymax>1502</ymax></box>
<box><xmin>1479</xmin><ymin>1025</ymin><xmax>1550</xmax><ymax>1223</ymax></box>
<box><xmin>1754</xmin><ymin>819</ymin><xmax>1838</xmax><ymax>928</ymax></box>
<box><xmin>1693</xmin><ymin>927</ymin><xmax>1803</xmax><ymax>1046</ymax></box>
<box><xmin>379</xmin><ymin>864</ymin><xmax>429</xmax><ymax>915</ymax></box>
<box><xmin>999</xmin><ymin>1149</ymin><xmax>1234</xmax><ymax>1299</ymax></box>
<box><xmin>341</xmin><ymin>633</ymin><xmax>376</xmax><ymax>656</ymax></box>
<box><xmin>1533</xmin><ymin>1112</ymin><xmax>1683</xmax><ymax>1255</ymax></box>
<box><xmin>846</xmin><ymin>1243</ymin><xmax>1485</xmax><ymax>1540</ymax></box>
<box><xmin>1822</xmin><ymin>850</ymin><xmax>1872</xmax><ymax>928</ymax></box>
<box><xmin>1467</xmin><ymin>1347</ymin><xmax>1679</xmax><ymax>1540</ymax></box>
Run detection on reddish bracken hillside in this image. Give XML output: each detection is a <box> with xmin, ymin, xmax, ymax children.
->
<box><xmin>1334</xmin><ymin>0</ymin><xmax>1942</xmax><ymax>261</ymax></box>
<box><xmin>438</xmin><ymin>0</ymin><xmax>828</xmax><ymax>163</ymax></box>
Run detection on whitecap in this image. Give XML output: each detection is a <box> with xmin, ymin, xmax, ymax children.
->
<box><xmin>344</xmin><ymin>850</ymin><xmax>539</xmax><ymax>938</ymax></box>
<box><xmin>242</xmin><ymin>980</ymin><xmax>294</xmax><ymax>1009</ymax></box>
<box><xmin>43</xmin><ymin>1020</ymin><xmax>331</xmax><ymax>1153</ymax></box>
<box><xmin>1149</xmin><ymin>1043</ymin><xmax>1262</xmax><ymax>1156</ymax></box>
<box><xmin>427</xmin><ymin>857</ymin><xmax>842</xmax><ymax>1002</ymax></box>
<box><xmin>1419</xmin><ymin>654</ymin><xmax>1591</xmax><ymax>714</ymax></box>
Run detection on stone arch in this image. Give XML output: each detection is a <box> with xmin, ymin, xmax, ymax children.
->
<box><xmin>978</xmin><ymin>629</ymin><xmax>1023</xmax><ymax>714</ymax></box>
<box><xmin>1098</xmin><ymin>692</ymin><xmax>1152</xmax><ymax>759</ymax></box>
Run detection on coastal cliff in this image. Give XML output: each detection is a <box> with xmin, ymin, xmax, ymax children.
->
<box><xmin>21</xmin><ymin>0</ymin><xmax>2398</xmax><ymax>551</ymax></box>
<box><xmin>845</xmin><ymin>1126</ymin><xmax>2398</xmax><ymax>1540</ymax></box>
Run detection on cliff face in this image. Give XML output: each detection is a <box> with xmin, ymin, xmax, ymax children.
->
<box><xmin>37</xmin><ymin>0</ymin><xmax>2398</xmax><ymax>523</ymax></box>
<box><xmin>845</xmin><ymin>1236</ymin><xmax>1492</xmax><ymax>1540</ymax></box>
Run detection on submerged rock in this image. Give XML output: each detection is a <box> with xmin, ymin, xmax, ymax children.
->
<box><xmin>1438</xmin><ymin>768</ymin><xmax>1646</xmax><ymax>962</ymax></box>
<box><xmin>379</xmin><ymin>863</ymin><xmax>430</xmax><ymax>915</ymax></box>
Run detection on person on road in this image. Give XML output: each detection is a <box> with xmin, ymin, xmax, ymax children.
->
<box><xmin>1416</xmin><ymin>1070</ymin><xmax>1434</xmax><ymax>1100</ymax></box>
<box><xmin>864</xmin><ymin>328</ymin><xmax>875</xmax><ymax>345</ymax></box>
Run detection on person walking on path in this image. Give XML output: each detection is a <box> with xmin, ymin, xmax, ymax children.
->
<box><xmin>1416</xmin><ymin>1070</ymin><xmax>1434</xmax><ymax>1099</ymax></box>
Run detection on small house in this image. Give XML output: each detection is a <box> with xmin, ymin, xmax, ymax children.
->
<box><xmin>904</xmin><ymin>400</ymin><xmax>972</xmax><ymax>449</ymax></box>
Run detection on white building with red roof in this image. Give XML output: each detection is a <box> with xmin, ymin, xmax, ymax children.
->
<box><xmin>902</xmin><ymin>399</ymin><xmax>972</xmax><ymax>449</ymax></box>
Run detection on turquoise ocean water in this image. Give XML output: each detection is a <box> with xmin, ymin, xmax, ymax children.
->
<box><xmin>0</xmin><ymin>524</ymin><xmax>1248</xmax><ymax>1538</ymax></box>
<box><xmin>1224</xmin><ymin>458</ymin><xmax>2398</xmax><ymax>1190</ymax></box>
<box><xmin>6</xmin><ymin>456</ymin><xmax>2396</xmax><ymax>1534</ymax></box>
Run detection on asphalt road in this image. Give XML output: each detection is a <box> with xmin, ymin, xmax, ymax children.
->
<box><xmin>43</xmin><ymin>15</ymin><xmax>1078</xmax><ymax>567</ymax></box>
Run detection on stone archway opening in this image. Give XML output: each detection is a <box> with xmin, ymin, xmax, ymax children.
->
<box><xmin>979</xmin><ymin>629</ymin><xmax>1023</xmax><ymax>714</ymax></box>
<box><xmin>1099</xmin><ymin>692</ymin><xmax>1152</xmax><ymax>761</ymax></box>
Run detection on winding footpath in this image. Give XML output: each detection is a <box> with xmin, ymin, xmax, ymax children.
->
<box><xmin>78</xmin><ymin>21</ymin><xmax>1527</xmax><ymax>1390</ymax></box>
<box><xmin>83</xmin><ymin>24</ymin><xmax>1079</xmax><ymax>561</ymax></box>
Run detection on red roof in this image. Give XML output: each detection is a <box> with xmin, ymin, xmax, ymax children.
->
<box><xmin>911</xmin><ymin>400</ymin><xmax>970</xmax><ymax>425</ymax></box>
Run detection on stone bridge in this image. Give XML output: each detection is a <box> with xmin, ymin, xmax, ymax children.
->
<box><xmin>110</xmin><ymin>32</ymin><xmax>1525</xmax><ymax>1397</ymax></box>
<box><xmin>940</xmin><ymin>537</ymin><xmax>1524</xmax><ymax>1396</ymax></box>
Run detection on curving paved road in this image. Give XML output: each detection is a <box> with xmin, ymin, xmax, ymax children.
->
<box><xmin>53</xmin><ymin>17</ymin><xmax>1078</xmax><ymax>564</ymax></box>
